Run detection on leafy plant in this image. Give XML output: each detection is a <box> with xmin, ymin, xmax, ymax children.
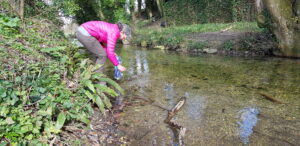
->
<box><xmin>78</xmin><ymin>59</ymin><xmax>123</xmax><ymax>114</ymax></box>
<box><xmin>187</xmin><ymin>41</ymin><xmax>208</xmax><ymax>50</ymax></box>
<box><xmin>0</xmin><ymin>14</ymin><xmax>124</xmax><ymax>144</ymax></box>
<box><xmin>222</xmin><ymin>40</ymin><xmax>234</xmax><ymax>50</ymax></box>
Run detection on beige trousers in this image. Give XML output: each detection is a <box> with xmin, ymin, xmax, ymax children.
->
<box><xmin>75</xmin><ymin>30</ymin><xmax>107</xmax><ymax>72</ymax></box>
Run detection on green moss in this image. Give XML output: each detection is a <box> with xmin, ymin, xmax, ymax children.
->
<box><xmin>187</xmin><ymin>41</ymin><xmax>208</xmax><ymax>50</ymax></box>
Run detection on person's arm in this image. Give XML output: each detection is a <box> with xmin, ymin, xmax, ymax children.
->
<box><xmin>106</xmin><ymin>34</ymin><xmax>126</xmax><ymax>72</ymax></box>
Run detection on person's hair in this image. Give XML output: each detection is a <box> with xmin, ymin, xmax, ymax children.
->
<box><xmin>117</xmin><ymin>22</ymin><xmax>132</xmax><ymax>41</ymax></box>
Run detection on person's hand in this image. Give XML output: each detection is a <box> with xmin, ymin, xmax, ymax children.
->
<box><xmin>117</xmin><ymin>64</ymin><xmax>126</xmax><ymax>72</ymax></box>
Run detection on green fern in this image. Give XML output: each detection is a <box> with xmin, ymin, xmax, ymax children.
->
<box><xmin>97</xmin><ymin>77</ymin><xmax>125</xmax><ymax>95</ymax></box>
<box><xmin>100</xmin><ymin>93</ymin><xmax>112</xmax><ymax>109</ymax></box>
<box><xmin>94</xmin><ymin>84</ymin><xmax>118</xmax><ymax>97</ymax></box>
<box><xmin>94</xmin><ymin>95</ymin><xmax>105</xmax><ymax>113</ymax></box>
<box><xmin>84</xmin><ymin>90</ymin><xmax>105</xmax><ymax>113</ymax></box>
<box><xmin>79</xmin><ymin>61</ymin><xmax>124</xmax><ymax>114</ymax></box>
<box><xmin>83</xmin><ymin>80</ymin><xmax>96</xmax><ymax>93</ymax></box>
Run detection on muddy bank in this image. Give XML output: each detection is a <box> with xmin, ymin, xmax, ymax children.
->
<box><xmin>184</xmin><ymin>31</ymin><xmax>277</xmax><ymax>57</ymax></box>
<box><xmin>56</xmin><ymin>109</ymin><xmax>129</xmax><ymax>145</ymax></box>
<box><xmin>136</xmin><ymin>31</ymin><xmax>278</xmax><ymax>57</ymax></box>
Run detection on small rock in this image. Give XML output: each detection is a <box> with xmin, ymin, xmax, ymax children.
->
<box><xmin>154</xmin><ymin>45</ymin><xmax>165</xmax><ymax>50</ymax></box>
<box><xmin>203</xmin><ymin>48</ymin><xmax>218</xmax><ymax>54</ymax></box>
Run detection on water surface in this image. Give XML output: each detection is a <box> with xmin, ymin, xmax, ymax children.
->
<box><xmin>112</xmin><ymin>46</ymin><xmax>300</xmax><ymax>146</ymax></box>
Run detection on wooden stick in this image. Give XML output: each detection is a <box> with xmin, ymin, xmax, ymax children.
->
<box><xmin>164</xmin><ymin>96</ymin><xmax>186</xmax><ymax>123</ymax></box>
<box><xmin>164</xmin><ymin>96</ymin><xmax>187</xmax><ymax>146</ymax></box>
<box><xmin>258</xmin><ymin>92</ymin><xmax>283</xmax><ymax>104</ymax></box>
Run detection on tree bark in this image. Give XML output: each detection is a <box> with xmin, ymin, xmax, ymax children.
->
<box><xmin>145</xmin><ymin>0</ymin><xmax>154</xmax><ymax>19</ymax></box>
<box><xmin>138</xmin><ymin>0</ymin><xmax>142</xmax><ymax>17</ymax></box>
<box><xmin>261</xmin><ymin>0</ymin><xmax>300</xmax><ymax>57</ymax></box>
<box><xmin>94</xmin><ymin>0</ymin><xmax>105</xmax><ymax>20</ymax></box>
<box><xmin>20</xmin><ymin>0</ymin><xmax>24</xmax><ymax>20</ymax></box>
<box><xmin>155</xmin><ymin>0</ymin><xmax>164</xmax><ymax>18</ymax></box>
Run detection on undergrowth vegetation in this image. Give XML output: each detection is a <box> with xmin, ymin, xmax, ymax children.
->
<box><xmin>164</xmin><ymin>0</ymin><xmax>257</xmax><ymax>25</ymax></box>
<box><xmin>132</xmin><ymin>22</ymin><xmax>264</xmax><ymax>50</ymax></box>
<box><xmin>0</xmin><ymin>12</ymin><xmax>123</xmax><ymax>144</ymax></box>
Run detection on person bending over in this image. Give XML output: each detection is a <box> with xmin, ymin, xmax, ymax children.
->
<box><xmin>76</xmin><ymin>21</ymin><xmax>132</xmax><ymax>73</ymax></box>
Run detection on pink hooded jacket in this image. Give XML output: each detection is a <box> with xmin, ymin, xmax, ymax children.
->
<box><xmin>81</xmin><ymin>21</ymin><xmax>120</xmax><ymax>66</ymax></box>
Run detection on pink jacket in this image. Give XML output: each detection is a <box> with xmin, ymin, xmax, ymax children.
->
<box><xmin>81</xmin><ymin>21</ymin><xmax>120</xmax><ymax>66</ymax></box>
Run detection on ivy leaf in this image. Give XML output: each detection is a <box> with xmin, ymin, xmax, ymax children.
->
<box><xmin>81</xmin><ymin>69</ymin><xmax>92</xmax><ymax>80</ymax></box>
<box><xmin>0</xmin><ymin>87</ymin><xmax>7</xmax><ymax>98</ymax></box>
<box><xmin>5</xmin><ymin>117</ymin><xmax>15</xmax><ymax>125</ymax></box>
<box><xmin>20</xmin><ymin>124</ymin><xmax>34</xmax><ymax>134</ymax></box>
<box><xmin>55</xmin><ymin>112</ymin><xmax>66</xmax><ymax>130</ymax></box>
<box><xmin>80</xmin><ymin>58</ymin><xmax>89</xmax><ymax>68</ymax></box>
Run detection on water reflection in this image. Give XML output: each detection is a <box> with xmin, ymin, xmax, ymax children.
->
<box><xmin>118</xmin><ymin>47</ymin><xmax>300</xmax><ymax>145</ymax></box>
<box><xmin>128</xmin><ymin>51</ymin><xmax>149</xmax><ymax>75</ymax></box>
<box><xmin>126</xmin><ymin>50</ymin><xmax>150</xmax><ymax>93</ymax></box>
<box><xmin>164</xmin><ymin>83</ymin><xmax>176</xmax><ymax>109</ymax></box>
<box><xmin>238</xmin><ymin>107</ymin><xmax>260</xmax><ymax>144</ymax></box>
<box><xmin>185</xmin><ymin>94</ymin><xmax>205</xmax><ymax>121</ymax></box>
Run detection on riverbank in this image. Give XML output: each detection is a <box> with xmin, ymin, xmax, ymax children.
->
<box><xmin>0</xmin><ymin>12</ymin><xmax>128</xmax><ymax>144</ymax></box>
<box><xmin>132</xmin><ymin>21</ymin><xmax>278</xmax><ymax>57</ymax></box>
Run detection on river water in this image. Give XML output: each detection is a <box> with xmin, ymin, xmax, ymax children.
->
<box><xmin>109</xmin><ymin>46</ymin><xmax>300</xmax><ymax>146</ymax></box>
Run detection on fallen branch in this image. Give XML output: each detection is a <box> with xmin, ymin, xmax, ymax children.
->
<box><xmin>220</xmin><ymin>25</ymin><xmax>235</xmax><ymax>33</ymax></box>
<box><xmin>129</xmin><ymin>95</ymin><xmax>187</xmax><ymax>145</ymax></box>
<box><xmin>258</xmin><ymin>92</ymin><xmax>283</xmax><ymax>104</ymax></box>
<box><xmin>164</xmin><ymin>96</ymin><xmax>187</xmax><ymax>146</ymax></box>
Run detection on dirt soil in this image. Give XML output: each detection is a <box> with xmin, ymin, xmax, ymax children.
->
<box><xmin>184</xmin><ymin>31</ymin><xmax>278</xmax><ymax>56</ymax></box>
<box><xmin>139</xmin><ymin>20</ymin><xmax>278</xmax><ymax>56</ymax></box>
<box><xmin>57</xmin><ymin>109</ymin><xmax>129</xmax><ymax>145</ymax></box>
<box><xmin>186</xmin><ymin>31</ymin><xmax>251</xmax><ymax>42</ymax></box>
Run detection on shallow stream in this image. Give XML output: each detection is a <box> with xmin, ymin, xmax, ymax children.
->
<box><xmin>110</xmin><ymin>46</ymin><xmax>300</xmax><ymax>146</ymax></box>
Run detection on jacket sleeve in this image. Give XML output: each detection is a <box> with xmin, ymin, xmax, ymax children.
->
<box><xmin>106</xmin><ymin>33</ymin><xmax>119</xmax><ymax>66</ymax></box>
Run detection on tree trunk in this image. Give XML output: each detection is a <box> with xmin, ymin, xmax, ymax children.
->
<box><xmin>131</xmin><ymin>0</ymin><xmax>137</xmax><ymax>22</ymax></box>
<box><xmin>138</xmin><ymin>0</ymin><xmax>142</xmax><ymax>17</ymax></box>
<box><xmin>20</xmin><ymin>0</ymin><xmax>24</xmax><ymax>20</ymax></box>
<box><xmin>145</xmin><ymin>0</ymin><xmax>154</xmax><ymax>19</ymax></box>
<box><xmin>261</xmin><ymin>0</ymin><xmax>300</xmax><ymax>57</ymax></box>
<box><xmin>155</xmin><ymin>0</ymin><xmax>164</xmax><ymax>18</ymax></box>
<box><xmin>94</xmin><ymin>0</ymin><xmax>105</xmax><ymax>20</ymax></box>
<box><xmin>295</xmin><ymin>0</ymin><xmax>300</xmax><ymax>16</ymax></box>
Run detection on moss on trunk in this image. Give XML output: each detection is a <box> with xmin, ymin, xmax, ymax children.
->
<box><xmin>262</xmin><ymin>0</ymin><xmax>300</xmax><ymax>57</ymax></box>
